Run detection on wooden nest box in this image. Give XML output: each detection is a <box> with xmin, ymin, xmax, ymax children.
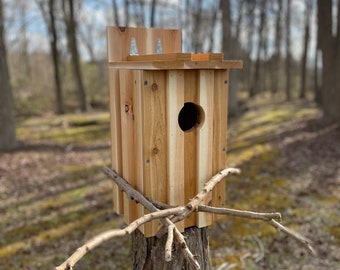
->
<box><xmin>107</xmin><ymin>26</ymin><xmax>243</xmax><ymax>237</ymax></box>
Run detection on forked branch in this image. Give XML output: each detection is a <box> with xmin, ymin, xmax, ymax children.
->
<box><xmin>55</xmin><ymin>167</ymin><xmax>315</xmax><ymax>270</ymax></box>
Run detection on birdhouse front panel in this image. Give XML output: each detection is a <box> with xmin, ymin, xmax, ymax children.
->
<box><xmin>107</xmin><ymin>26</ymin><xmax>243</xmax><ymax>237</ymax></box>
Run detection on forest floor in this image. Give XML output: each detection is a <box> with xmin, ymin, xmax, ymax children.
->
<box><xmin>0</xmin><ymin>95</ymin><xmax>339</xmax><ymax>270</ymax></box>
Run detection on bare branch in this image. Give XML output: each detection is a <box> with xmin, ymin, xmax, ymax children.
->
<box><xmin>55</xmin><ymin>206</ymin><xmax>185</xmax><ymax>270</ymax></box>
<box><xmin>165</xmin><ymin>224</ymin><xmax>175</xmax><ymax>262</ymax></box>
<box><xmin>188</xmin><ymin>168</ymin><xmax>241</xmax><ymax>211</ymax></box>
<box><xmin>102</xmin><ymin>166</ymin><xmax>200</xmax><ymax>269</ymax></box>
<box><xmin>268</xmin><ymin>219</ymin><xmax>317</xmax><ymax>256</ymax></box>
<box><xmin>198</xmin><ymin>205</ymin><xmax>281</xmax><ymax>221</ymax></box>
<box><xmin>157</xmin><ymin>168</ymin><xmax>241</xmax><ymax>235</ymax></box>
<box><xmin>57</xmin><ymin>167</ymin><xmax>314</xmax><ymax>270</ymax></box>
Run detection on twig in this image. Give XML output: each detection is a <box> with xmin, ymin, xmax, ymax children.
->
<box><xmin>55</xmin><ymin>206</ymin><xmax>185</xmax><ymax>270</ymax></box>
<box><xmin>268</xmin><ymin>219</ymin><xmax>317</xmax><ymax>256</ymax></box>
<box><xmin>176</xmin><ymin>168</ymin><xmax>240</xmax><ymax>222</ymax></box>
<box><xmin>252</xmin><ymin>235</ymin><xmax>265</xmax><ymax>263</ymax></box>
<box><xmin>198</xmin><ymin>205</ymin><xmax>281</xmax><ymax>221</ymax></box>
<box><xmin>57</xmin><ymin>166</ymin><xmax>315</xmax><ymax>270</ymax></box>
<box><xmin>156</xmin><ymin>168</ymin><xmax>241</xmax><ymax>237</ymax></box>
<box><xmin>189</xmin><ymin>168</ymin><xmax>241</xmax><ymax>211</ymax></box>
<box><xmin>102</xmin><ymin>166</ymin><xmax>200</xmax><ymax>269</ymax></box>
<box><xmin>165</xmin><ymin>225</ymin><xmax>175</xmax><ymax>262</ymax></box>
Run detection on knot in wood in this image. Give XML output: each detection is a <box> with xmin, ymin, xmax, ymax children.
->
<box><xmin>151</xmin><ymin>83</ymin><xmax>158</xmax><ymax>91</ymax></box>
<box><xmin>152</xmin><ymin>147</ymin><xmax>159</xmax><ymax>155</ymax></box>
<box><xmin>125</xmin><ymin>104</ymin><xmax>129</xmax><ymax>112</ymax></box>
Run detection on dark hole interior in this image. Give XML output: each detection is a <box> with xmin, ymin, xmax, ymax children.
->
<box><xmin>178</xmin><ymin>102</ymin><xmax>199</xmax><ymax>132</ymax></box>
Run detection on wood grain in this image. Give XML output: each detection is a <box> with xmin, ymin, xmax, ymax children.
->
<box><xmin>212</xmin><ymin>70</ymin><xmax>229</xmax><ymax>222</ymax></box>
<box><xmin>142</xmin><ymin>70</ymin><xmax>168</xmax><ymax>237</ymax></box>
<box><xmin>108</xmin><ymin>68</ymin><xmax>123</xmax><ymax>214</ymax></box>
<box><xmin>166</xmin><ymin>70</ymin><xmax>185</xmax><ymax>232</ymax></box>
<box><xmin>196</xmin><ymin>70</ymin><xmax>214</xmax><ymax>227</ymax></box>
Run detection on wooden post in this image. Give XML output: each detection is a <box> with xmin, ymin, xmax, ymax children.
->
<box><xmin>132</xmin><ymin>227</ymin><xmax>211</xmax><ymax>269</ymax></box>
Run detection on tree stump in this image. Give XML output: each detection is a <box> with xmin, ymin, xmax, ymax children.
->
<box><xmin>132</xmin><ymin>226</ymin><xmax>211</xmax><ymax>270</ymax></box>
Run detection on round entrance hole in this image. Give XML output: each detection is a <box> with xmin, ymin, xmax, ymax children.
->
<box><xmin>178</xmin><ymin>102</ymin><xmax>205</xmax><ymax>132</ymax></box>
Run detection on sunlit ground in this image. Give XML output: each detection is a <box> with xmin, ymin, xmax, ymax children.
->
<box><xmin>1</xmin><ymin>95</ymin><xmax>339</xmax><ymax>269</ymax></box>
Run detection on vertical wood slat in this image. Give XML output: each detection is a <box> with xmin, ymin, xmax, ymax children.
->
<box><xmin>197</xmin><ymin>70</ymin><xmax>215</xmax><ymax>228</ymax></box>
<box><xmin>119</xmin><ymin>70</ymin><xmax>138</xmax><ymax>224</ymax></box>
<box><xmin>183</xmin><ymin>70</ymin><xmax>198</xmax><ymax>228</ymax></box>
<box><xmin>142</xmin><ymin>70</ymin><xmax>168</xmax><ymax>237</ymax></box>
<box><xmin>132</xmin><ymin>70</ymin><xmax>146</xmax><ymax>233</ymax></box>
<box><xmin>212</xmin><ymin>70</ymin><xmax>229</xmax><ymax>222</ymax></box>
<box><xmin>108</xmin><ymin>68</ymin><xmax>123</xmax><ymax>214</ymax></box>
<box><xmin>166</xmin><ymin>70</ymin><xmax>185</xmax><ymax>232</ymax></box>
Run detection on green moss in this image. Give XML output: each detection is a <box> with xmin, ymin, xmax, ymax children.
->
<box><xmin>329</xmin><ymin>226</ymin><xmax>340</xmax><ymax>245</ymax></box>
<box><xmin>17</xmin><ymin>112</ymin><xmax>110</xmax><ymax>145</ymax></box>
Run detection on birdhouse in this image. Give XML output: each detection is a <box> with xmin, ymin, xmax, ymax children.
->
<box><xmin>107</xmin><ymin>26</ymin><xmax>242</xmax><ymax>237</ymax></box>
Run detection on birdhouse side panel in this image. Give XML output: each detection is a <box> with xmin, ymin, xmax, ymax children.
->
<box><xmin>131</xmin><ymin>70</ymin><xmax>147</xmax><ymax>234</ymax></box>
<box><xmin>140</xmin><ymin>70</ymin><xmax>168</xmax><ymax>237</ymax></box>
<box><xmin>118</xmin><ymin>70</ymin><xmax>139</xmax><ymax>225</ymax></box>
<box><xmin>108</xmin><ymin>68</ymin><xmax>124</xmax><ymax>215</ymax></box>
<box><xmin>212</xmin><ymin>70</ymin><xmax>229</xmax><ymax>222</ymax></box>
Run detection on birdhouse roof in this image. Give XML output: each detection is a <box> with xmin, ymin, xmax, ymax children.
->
<box><xmin>108</xmin><ymin>53</ymin><xmax>243</xmax><ymax>70</ymax></box>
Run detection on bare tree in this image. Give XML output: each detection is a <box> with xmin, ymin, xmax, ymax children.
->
<box><xmin>317</xmin><ymin>0</ymin><xmax>340</xmax><ymax>123</ymax></box>
<box><xmin>244</xmin><ymin>0</ymin><xmax>257</xmax><ymax>95</ymax></box>
<box><xmin>0</xmin><ymin>0</ymin><xmax>16</xmax><ymax>150</ymax></box>
<box><xmin>131</xmin><ymin>0</ymin><xmax>145</xmax><ymax>26</ymax></box>
<box><xmin>112</xmin><ymin>0</ymin><xmax>120</xmax><ymax>26</ymax></box>
<box><xmin>314</xmin><ymin>43</ymin><xmax>322</xmax><ymax>105</ymax></box>
<box><xmin>299</xmin><ymin>0</ymin><xmax>311</xmax><ymax>99</ymax></box>
<box><xmin>285</xmin><ymin>0</ymin><xmax>291</xmax><ymax>101</ymax></box>
<box><xmin>37</xmin><ymin>0</ymin><xmax>64</xmax><ymax>114</ymax></box>
<box><xmin>250</xmin><ymin>0</ymin><xmax>267</xmax><ymax>97</ymax></box>
<box><xmin>150</xmin><ymin>0</ymin><xmax>157</xmax><ymax>27</ymax></box>
<box><xmin>124</xmin><ymin>0</ymin><xmax>130</xmax><ymax>26</ymax></box>
<box><xmin>62</xmin><ymin>0</ymin><xmax>87</xmax><ymax>112</ymax></box>
<box><xmin>18</xmin><ymin>0</ymin><xmax>31</xmax><ymax>80</ymax></box>
<box><xmin>207</xmin><ymin>1</ymin><xmax>219</xmax><ymax>52</ymax></box>
<box><xmin>221</xmin><ymin>0</ymin><xmax>241</xmax><ymax>117</ymax></box>
<box><xmin>271</xmin><ymin>0</ymin><xmax>283</xmax><ymax>95</ymax></box>
<box><xmin>192</xmin><ymin>0</ymin><xmax>203</xmax><ymax>52</ymax></box>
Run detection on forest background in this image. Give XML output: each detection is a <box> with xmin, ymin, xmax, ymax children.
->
<box><xmin>0</xmin><ymin>0</ymin><xmax>339</xmax><ymax>269</ymax></box>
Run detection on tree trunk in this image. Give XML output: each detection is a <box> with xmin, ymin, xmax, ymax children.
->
<box><xmin>314</xmin><ymin>48</ymin><xmax>322</xmax><ymax>105</ymax></box>
<box><xmin>132</xmin><ymin>226</ymin><xmax>211</xmax><ymax>269</ymax></box>
<box><xmin>220</xmin><ymin>0</ymin><xmax>239</xmax><ymax>117</ymax></box>
<box><xmin>0</xmin><ymin>0</ymin><xmax>16</xmax><ymax>151</ymax></box>
<box><xmin>299</xmin><ymin>0</ymin><xmax>311</xmax><ymax>99</ymax></box>
<box><xmin>49</xmin><ymin>0</ymin><xmax>64</xmax><ymax>114</ymax></box>
<box><xmin>192</xmin><ymin>0</ymin><xmax>203</xmax><ymax>53</ymax></box>
<box><xmin>285</xmin><ymin>0</ymin><xmax>292</xmax><ymax>101</ymax></box>
<box><xmin>63</xmin><ymin>0</ymin><xmax>87</xmax><ymax>112</ymax></box>
<box><xmin>37</xmin><ymin>0</ymin><xmax>64</xmax><ymax>114</ymax></box>
<box><xmin>250</xmin><ymin>0</ymin><xmax>266</xmax><ymax>98</ymax></box>
<box><xmin>271</xmin><ymin>0</ymin><xmax>282</xmax><ymax>95</ymax></box>
<box><xmin>317</xmin><ymin>0</ymin><xmax>340</xmax><ymax>123</ymax></box>
<box><xmin>150</xmin><ymin>0</ymin><xmax>157</xmax><ymax>27</ymax></box>
<box><xmin>112</xmin><ymin>0</ymin><xmax>120</xmax><ymax>26</ymax></box>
